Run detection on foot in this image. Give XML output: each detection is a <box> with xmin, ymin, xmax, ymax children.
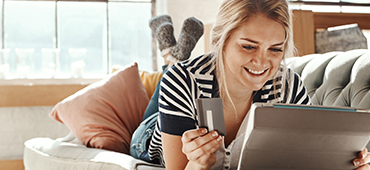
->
<box><xmin>171</xmin><ymin>17</ymin><xmax>204</xmax><ymax>61</ymax></box>
<box><xmin>149</xmin><ymin>15</ymin><xmax>172</xmax><ymax>33</ymax></box>
<box><xmin>155</xmin><ymin>22</ymin><xmax>177</xmax><ymax>53</ymax></box>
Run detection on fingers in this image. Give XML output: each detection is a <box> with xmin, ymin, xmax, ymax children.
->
<box><xmin>182</xmin><ymin>129</ymin><xmax>223</xmax><ymax>153</ymax></box>
<box><xmin>181</xmin><ymin>128</ymin><xmax>223</xmax><ymax>166</ymax></box>
<box><xmin>353</xmin><ymin>154</ymin><xmax>370</xmax><ymax>167</ymax></box>
<box><xmin>183</xmin><ymin>130</ymin><xmax>221</xmax><ymax>153</ymax></box>
<box><xmin>353</xmin><ymin>148</ymin><xmax>370</xmax><ymax>168</ymax></box>
<box><xmin>185</xmin><ymin>134</ymin><xmax>223</xmax><ymax>161</ymax></box>
<box><xmin>182</xmin><ymin>128</ymin><xmax>208</xmax><ymax>143</ymax></box>
<box><xmin>360</xmin><ymin>148</ymin><xmax>369</xmax><ymax>159</ymax></box>
<box><xmin>356</xmin><ymin>164</ymin><xmax>370</xmax><ymax>170</ymax></box>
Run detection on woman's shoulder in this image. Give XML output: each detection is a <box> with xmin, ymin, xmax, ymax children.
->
<box><xmin>280</xmin><ymin>65</ymin><xmax>311</xmax><ymax>104</ymax></box>
<box><xmin>172</xmin><ymin>53</ymin><xmax>215</xmax><ymax>75</ymax></box>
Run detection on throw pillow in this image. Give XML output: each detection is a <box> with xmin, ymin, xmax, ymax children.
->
<box><xmin>139</xmin><ymin>71</ymin><xmax>163</xmax><ymax>98</ymax></box>
<box><xmin>49</xmin><ymin>62</ymin><xmax>149</xmax><ymax>154</ymax></box>
<box><xmin>111</xmin><ymin>65</ymin><xmax>162</xmax><ymax>98</ymax></box>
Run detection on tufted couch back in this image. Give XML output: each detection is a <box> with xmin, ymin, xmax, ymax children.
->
<box><xmin>286</xmin><ymin>49</ymin><xmax>370</xmax><ymax>109</ymax></box>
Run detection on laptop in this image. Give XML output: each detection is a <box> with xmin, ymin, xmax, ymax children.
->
<box><xmin>237</xmin><ymin>103</ymin><xmax>370</xmax><ymax>170</ymax></box>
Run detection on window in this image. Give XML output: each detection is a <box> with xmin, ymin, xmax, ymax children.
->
<box><xmin>289</xmin><ymin>0</ymin><xmax>370</xmax><ymax>49</ymax></box>
<box><xmin>5</xmin><ymin>1</ymin><xmax>56</xmax><ymax>78</ymax></box>
<box><xmin>109</xmin><ymin>2</ymin><xmax>153</xmax><ymax>74</ymax></box>
<box><xmin>0</xmin><ymin>0</ymin><xmax>153</xmax><ymax>79</ymax></box>
<box><xmin>288</xmin><ymin>0</ymin><xmax>370</xmax><ymax>13</ymax></box>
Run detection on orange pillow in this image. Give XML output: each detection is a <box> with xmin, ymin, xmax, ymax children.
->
<box><xmin>49</xmin><ymin>62</ymin><xmax>149</xmax><ymax>154</ymax></box>
<box><xmin>139</xmin><ymin>71</ymin><xmax>163</xmax><ymax>98</ymax></box>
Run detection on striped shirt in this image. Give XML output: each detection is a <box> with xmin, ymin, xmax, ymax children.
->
<box><xmin>148</xmin><ymin>54</ymin><xmax>311</xmax><ymax>167</ymax></box>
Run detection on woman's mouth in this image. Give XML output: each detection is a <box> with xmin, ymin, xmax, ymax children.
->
<box><xmin>245</xmin><ymin>67</ymin><xmax>268</xmax><ymax>75</ymax></box>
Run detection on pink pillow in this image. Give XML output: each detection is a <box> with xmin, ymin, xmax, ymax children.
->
<box><xmin>50</xmin><ymin>62</ymin><xmax>149</xmax><ymax>154</ymax></box>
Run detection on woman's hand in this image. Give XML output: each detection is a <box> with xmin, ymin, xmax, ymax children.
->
<box><xmin>181</xmin><ymin>128</ymin><xmax>223</xmax><ymax>170</ymax></box>
<box><xmin>353</xmin><ymin>148</ymin><xmax>370</xmax><ymax>169</ymax></box>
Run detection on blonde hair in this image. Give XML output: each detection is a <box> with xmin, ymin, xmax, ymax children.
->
<box><xmin>210</xmin><ymin>0</ymin><xmax>294</xmax><ymax>112</ymax></box>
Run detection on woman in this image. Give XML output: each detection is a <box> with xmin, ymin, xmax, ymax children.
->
<box><xmin>146</xmin><ymin>0</ymin><xmax>370</xmax><ymax>169</ymax></box>
<box><xmin>130</xmin><ymin>15</ymin><xmax>204</xmax><ymax>163</ymax></box>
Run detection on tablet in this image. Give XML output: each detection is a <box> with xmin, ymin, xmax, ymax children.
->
<box><xmin>238</xmin><ymin>103</ymin><xmax>370</xmax><ymax>170</ymax></box>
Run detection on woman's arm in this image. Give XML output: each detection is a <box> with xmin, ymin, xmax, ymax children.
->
<box><xmin>162</xmin><ymin>132</ymin><xmax>188</xmax><ymax>169</ymax></box>
<box><xmin>162</xmin><ymin>128</ymin><xmax>223</xmax><ymax>170</ymax></box>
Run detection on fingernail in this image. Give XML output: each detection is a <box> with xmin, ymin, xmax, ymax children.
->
<box><xmin>363</xmin><ymin>153</ymin><xmax>367</xmax><ymax>158</ymax></box>
<box><xmin>217</xmin><ymin>136</ymin><xmax>223</xmax><ymax>141</ymax></box>
<box><xmin>353</xmin><ymin>161</ymin><xmax>359</xmax><ymax>167</ymax></box>
<box><xmin>212</xmin><ymin>131</ymin><xmax>218</xmax><ymax>137</ymax></box>
<box><xmin>201</xmin><ymin>129</ymin><xmax>207</xmax><ymax>134</ymax></box>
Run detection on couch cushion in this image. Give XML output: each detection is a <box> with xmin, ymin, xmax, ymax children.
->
<box><xmin>333</xmin><ymin>50</ymin><xmax>370</xmax><ymax>109</ymax></box>
<box><xmin>24</xmin><ymin>137</ymin><xmax>165</xmax><ymax>170</ymax></box>
<box><xmin>49</xmin><ymin>62</ymin><xmax>149</xmax><ymax>154</ymax></box>
<box><xmin>0</xmin><ymin>106</ymin><xmax>68</xmax><ymax>160</ymax></box>
<box><xmin>298</xmin><ymin>51</ymin><xmax>341</xmax><ymax>97</ymax></box>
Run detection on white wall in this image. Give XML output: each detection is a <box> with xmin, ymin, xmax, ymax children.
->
<box><xmin>155</xmin><ymin>0</ymin><xmax>223</xmax><ymax>68</ymax></box>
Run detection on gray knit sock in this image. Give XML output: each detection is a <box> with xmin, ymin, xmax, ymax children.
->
<box><xmin>155</xmin><ymin>22</ymin><xmax>177</xmax><ymax>52</ymax></box>
<box><xmin>149</xmin><ymin>15</ymin><xmax>172</xmax><ymax>34</ymax></box>
<box><xmin>171</xmin><ymin>17</ymin><xmax>204</xmax><ymax>61</ymax></box>
<box><xmin>149</xmin><ymin>15</ymin><xmax>177</xmax><ymax>53</ymax></box>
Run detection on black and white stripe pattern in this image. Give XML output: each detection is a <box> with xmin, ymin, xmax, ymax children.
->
<box><xmin>148</xmin><ymin>54</ymin><xmax>311</xmax><ymax>165</ymax></box>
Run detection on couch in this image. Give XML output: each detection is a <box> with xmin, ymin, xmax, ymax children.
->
<box><xmin>23</xmin><ymin>49</ymin><xmax>370</xmax><ymax>170</ymax></box>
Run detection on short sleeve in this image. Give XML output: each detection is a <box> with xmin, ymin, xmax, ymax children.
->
<box><xmin>158</xmin><ymin>63</ymin><xmax>197</xmax><ymax>136</ymax></box>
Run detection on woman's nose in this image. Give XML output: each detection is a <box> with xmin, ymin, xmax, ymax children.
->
<box><xmin>251</xmin><ymin>50</ymin><xmax>267</xmax><ymax>66</ymax></box>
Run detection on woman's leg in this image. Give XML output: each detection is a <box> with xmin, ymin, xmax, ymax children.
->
<box><xmin>130</xmin><ymin>15</ymin><xmax>175</xmax><ymax>161</ymax></box>
<box><xmin>142</xmin><ymin>17</ymin><xmax>204</xmax><ymax>121</ymax></box>
<box><xmin>141</xmin><ymin>65</ymin><xmax>168</xmax><ymax>121</ymax></box>
<box><xmin>131</xmin><ymin>16</ymin><xmax>204</xmax><ymax>164</ymax></box>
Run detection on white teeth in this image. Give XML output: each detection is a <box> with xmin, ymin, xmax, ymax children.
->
<box><xmin>247</xmin><ymin>68</ymin><xmax>266</xmax><ymax>75</ymax></box>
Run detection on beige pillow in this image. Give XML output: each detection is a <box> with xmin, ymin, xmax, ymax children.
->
<box><xmin>50</xmin><ymin>62</ymin><xmax>149</xmax><ymax>154</ymax></box>
<box><xmin>112</xmin><ymin>65</ymin><xmax>163</xmax><ymax>98</ymax></box>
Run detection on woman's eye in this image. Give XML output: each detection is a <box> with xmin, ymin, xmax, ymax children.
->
<box><xmin>242</xmin><ymin>45</ymin><xmax>256</xmax><ymax>50</ymax></box>
<box><xmin>270</xmin><ymin>48</ymin><xmax>283</xmax><ymax>53</ymax></box>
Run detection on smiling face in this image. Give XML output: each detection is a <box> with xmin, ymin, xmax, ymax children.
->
<box><xmin>223</xmin><ymin>14</ymin><xmax>286</xmax><ymax>91</ymax></box>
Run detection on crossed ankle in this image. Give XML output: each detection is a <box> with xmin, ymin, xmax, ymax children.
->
<box><xmin>161</xmin><ymin>47</ymin><xmax>174</xmax><ymax>58</ymax></box>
